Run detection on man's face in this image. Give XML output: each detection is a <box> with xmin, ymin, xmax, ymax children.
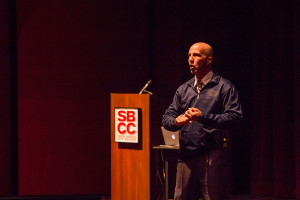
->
<box><xmin>188</xmin><ymin>44</ymin><xmax>211</xmax><ymax>75</ymax></box>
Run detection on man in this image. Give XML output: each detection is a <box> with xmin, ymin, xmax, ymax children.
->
<box><xmin>162</xmin><ymin>42</ymin><xmax>243</xmax><ymax>200</ymax></box>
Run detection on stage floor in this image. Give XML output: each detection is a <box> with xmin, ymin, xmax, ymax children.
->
<box><xmin>98</xmin><ymin>194</ymin><xmax>296</xmax><ymax>200</ymax></box>
<box><xmin>231</xmin><ymin>195</ymin><xmax>294</xmax><ymax>200</ymax></box>
<box><xmin>0</xmin><ymin>195</ymin><xmax>295</xmax><ymax>200</ymax></box>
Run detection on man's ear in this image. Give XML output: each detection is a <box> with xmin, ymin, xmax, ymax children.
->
<box><xmin>207</xmin><ymin>56</ymin><xmax>213</xmax><ymax>65</ymax></box>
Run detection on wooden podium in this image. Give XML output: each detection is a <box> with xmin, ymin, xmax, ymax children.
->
<box><xmin>110</xmin><ymin>93</ymin><xmax>150</xmax><ymax>200</ymax></box>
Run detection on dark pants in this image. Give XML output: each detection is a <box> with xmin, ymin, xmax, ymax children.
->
<box><xmin>174</xmin><ymin>150</ymin><xmax>230</xmax><ymax>200</ymax></box>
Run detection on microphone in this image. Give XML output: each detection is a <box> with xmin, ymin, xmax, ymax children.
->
<box><xmin>139</xmin><ymin>80</ymin><xmax>153</xmax><ymax>95</ymax></box>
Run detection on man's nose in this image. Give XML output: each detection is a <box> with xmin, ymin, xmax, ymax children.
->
<box><xmin>189</xmin><ymin>56</ymin><xmax>194</xmax><ymax>63</ymax></box>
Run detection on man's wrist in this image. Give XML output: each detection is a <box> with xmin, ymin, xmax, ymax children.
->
<box><xmin>197</xmin><ymin>112</ymin><xmax>204</xmax><ymax>122</ymax></box>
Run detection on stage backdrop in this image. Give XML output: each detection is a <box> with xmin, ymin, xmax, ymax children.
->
<box><xmin>12</xmin><ymin>0</ymin><xmax>300</xmax><ymax>199</ymax></box>
<box><xmin>0</xmin><ymin>0</ymin><xmax>12</xmax><ymax>196</ymax></box>
<box><xmin>17</xmin><ymin>0</ymin><xmax>149</xmax><ymax>195</ymax></box>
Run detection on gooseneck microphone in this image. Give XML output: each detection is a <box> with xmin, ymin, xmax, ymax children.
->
<box><xmin>139</xmin><ymin>80</ymin><xmax>153</xmax><ymax>95</ymax></box>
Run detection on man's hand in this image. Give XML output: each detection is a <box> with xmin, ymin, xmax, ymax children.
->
<box><xmin>175</xmin><ymin>114</ymin><xmax>192</xmax><ymax>127</ymax></box>
<box><xmin>185</xmin><ymin>107</ymin><xmax>202</xmax><ymax>121</ymax></box>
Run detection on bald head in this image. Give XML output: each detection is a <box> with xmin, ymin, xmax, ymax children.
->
<box><xmin>191</xmin><ymin>42</ymin><xmax>214</xmax><ymax>58</ymax></box>
<box><xmin>188</xmin><ymin>42</ymin><xmax>213</xmax><ymax>78</ymax></box>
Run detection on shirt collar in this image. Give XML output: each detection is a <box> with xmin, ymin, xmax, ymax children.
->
<box><xmin>194</xmin><ymin>70</ymin><xmax>214</xmax><ymax>87</ymax></box>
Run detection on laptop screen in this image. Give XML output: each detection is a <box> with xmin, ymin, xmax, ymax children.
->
<box><xmin>161</xmin><ymin>126</ymin><xmax>179</xmax><ymax>146</ymax></box>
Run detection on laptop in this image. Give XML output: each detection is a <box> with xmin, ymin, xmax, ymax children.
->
<box><xmin>160</xmin><ymin>126</ymin><xmax>180</xmax><ymax>147</ymax></box>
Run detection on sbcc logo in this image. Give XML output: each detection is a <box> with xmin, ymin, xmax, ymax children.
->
<box><xmin>115</xmin><ymin>108</ymin><xmax>139</xmax><ymax>143</ymax></box>
<box><xmin>117</xmin><ymin>110</ymin><xmax>137</xmax><ymax>134</ymax></box>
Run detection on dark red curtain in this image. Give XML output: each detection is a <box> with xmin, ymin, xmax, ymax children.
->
<box><xmin>17</xmin><ymin>0</ymin><xmax>150</xmax><ymax>195</ymax></box>
<box><xmin>0</xmin><ymin>0</ymin><xmax>13</xmax><ymax>196</ymax></box>
<box><xmin>295</xmin><ymin>2</ymin><xmax>300</xmax><ymax>199</ymax></box>
<box><xmin>0</xmin><ymin>0</ymin><xmax>299</xmax><ymax>198</ymax></box>
<box><xmin>250</xmin><ymin>1</ymin><xmax>300</xmax><ymax>198</ymax></box>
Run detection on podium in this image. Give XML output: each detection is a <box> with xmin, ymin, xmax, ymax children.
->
<box><xmin>110</xmin><ymin>93</ymin><xmax>150</xmax><ymax>200</ymax></box>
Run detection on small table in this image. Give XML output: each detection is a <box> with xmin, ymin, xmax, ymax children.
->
<box><xmin>152</xmin><ymin>145</ymin><xmax>179</xmax><ymax>200</ymax></box>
